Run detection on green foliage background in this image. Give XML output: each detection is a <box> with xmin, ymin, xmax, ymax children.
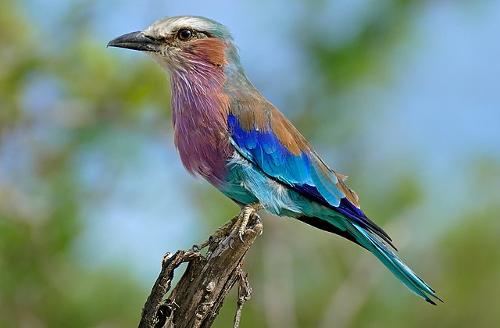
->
<box><xmin>1</xmin><ymin>0</ymin><xmax>499</xmax><ymax>327</ymax></box>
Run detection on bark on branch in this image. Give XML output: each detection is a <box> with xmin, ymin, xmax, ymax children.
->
<box><xmin>138</xmin><ymin>214</ymin><xmax>263</xmax><ymax>328</ymax></box>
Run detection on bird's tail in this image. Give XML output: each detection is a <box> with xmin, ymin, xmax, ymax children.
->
<box><xmin>345</xmin><ymin>221</ymin><xmax>442</xmax><ymax>304</ymax></box>
<box><xmin>299</xmin><ymin>214</ymin><xmax>442</xmax><ymax>304</ymax></box>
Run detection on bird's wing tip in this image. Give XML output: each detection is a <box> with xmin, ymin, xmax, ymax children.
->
<box><xmin>426</xmin><ymin>294</ymin><xmax>444</xmax><ymax>306</ymax></box>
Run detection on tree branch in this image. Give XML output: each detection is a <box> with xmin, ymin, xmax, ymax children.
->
<box><xmin>138</xmin><ymin>214</ymin><xmax>263</xmax><ymax>328</ymax></box>
<box><xmin>233</xmin><ymin>269</ymin><xmax>252</xmax><ymax>328</ymax></box>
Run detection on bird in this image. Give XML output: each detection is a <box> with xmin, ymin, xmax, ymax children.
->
<box><xmin>108</xmin><ymin>16</ymin><xmax>442</xmax><ymax>305</ymax></box>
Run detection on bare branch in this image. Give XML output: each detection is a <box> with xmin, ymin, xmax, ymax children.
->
<box><xmin>139</xmin><ymin>213</ymin><xmax>263</xmax><ymax>328</ymax></box>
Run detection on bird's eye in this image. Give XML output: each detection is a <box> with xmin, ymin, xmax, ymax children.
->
<box><xmin>177</xmin><ymin>28</ymin><xmax>193</xmax><ymax>41</ymax></box>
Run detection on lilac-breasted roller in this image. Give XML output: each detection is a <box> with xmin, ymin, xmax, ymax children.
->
<box><xmin>108</xmin><ymin>16</ymin><xmax>441</xmax><ymax>304</ymax></box>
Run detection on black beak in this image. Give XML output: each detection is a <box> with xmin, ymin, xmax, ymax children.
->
<box><xmin>107</xmin><ymin>31</ymin><xmax>160</xmax><ymax>52</ymax></box>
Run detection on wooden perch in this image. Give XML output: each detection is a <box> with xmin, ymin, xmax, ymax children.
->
<box><xmin>138</xmin><ymin>214</ymin><xmax>263</xmax><ymax>328</ymax></box>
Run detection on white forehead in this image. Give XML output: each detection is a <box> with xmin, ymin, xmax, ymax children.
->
<box><xmin>144</xmin><ymin>16</ymin><xmax>219</xmax><ymax>37</ymax></box>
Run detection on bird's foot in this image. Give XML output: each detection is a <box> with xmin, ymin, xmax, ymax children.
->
<box><xmin>193</xmin><ymin>216</ymin><xmax>240</xmax><ymax>252</ymax></box>
<box><xmin>190</xmin><ymin>240</ymin><xmax>209</xmax><ymax>253</ymax></box>
<box><xmin>237</xmin><ymin>204</ymin><xmax>262</xmax><ymax>243</ymax></box>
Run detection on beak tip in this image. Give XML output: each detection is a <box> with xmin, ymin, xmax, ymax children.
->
<box><xmin>106</xmin><ymin>31</ymin><xmax>157</xmax><ymax>52</ymax></box>
<box><xmin>106</xmin><ymin>39</ymin><xmax>120</xmax><ymax>48</ymax></box>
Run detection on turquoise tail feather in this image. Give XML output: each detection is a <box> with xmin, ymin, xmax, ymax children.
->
<box><xmin>347</xmin><ymin>222</ymin><xmax>442</xmax><ymax>304</ymax></box>
<box><xmin>309</xmin><ymin>213</ymin><xmax>442</xmax><ymax>304</ymax></box>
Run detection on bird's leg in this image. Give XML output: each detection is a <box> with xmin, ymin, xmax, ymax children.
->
<box><xmin>237</xmin><ymin>203</ymin><xmax>262</xmax><ymax>242</ymax></box>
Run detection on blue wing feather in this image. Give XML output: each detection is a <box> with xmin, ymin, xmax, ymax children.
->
<box><xmin>228</xmin><ymin>114</ymin><xmax>329</xmax><ymax>196</ymax></box>
<box><xmin>228</xmin><ymin>113</ymin><xmax>394</xmax><ymax>246</ymax></box>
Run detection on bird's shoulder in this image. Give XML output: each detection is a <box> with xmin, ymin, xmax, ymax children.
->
<box><xmin>227</xmin><ymin>91</ymin><xmax>309</xmax><ymax>155</ymax></box>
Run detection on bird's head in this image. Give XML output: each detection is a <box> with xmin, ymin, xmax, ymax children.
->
<box><xmin>108</xmin><ymin>16</ymin><xmax>238</xmax><ymax>74</ymax></box>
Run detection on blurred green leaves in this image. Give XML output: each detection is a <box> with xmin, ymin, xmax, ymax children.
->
<box><xmin>304</xmin><ymin>0</ymin><xmax>414</xmax><ymax>89</ymax></box>
<box><xmin>0</xmin><ymin>1</ymin><xmax>160</xmax><ymax>326</ymax></box>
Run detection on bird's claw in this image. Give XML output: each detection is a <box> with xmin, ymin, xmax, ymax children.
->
<box><xmin>190</xmin><ymin>239</ymin><xmax>210</xmax><ymax>252</ymax></box>
<box><xmin>236</xmin><ymin>204</ymin><xmax>262</xmax><ymax>243</ymax></box>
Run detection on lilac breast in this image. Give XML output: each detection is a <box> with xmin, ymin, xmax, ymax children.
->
<box><xmin>170</xmin><ymin>70</ymin><xmax>232</xmax><ymax>186</ymax></box>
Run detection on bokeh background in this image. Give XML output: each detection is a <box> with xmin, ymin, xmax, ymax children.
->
<box><xmin>1</xmin><ymin>0</ymin><xmax>500</xmax><ymax>327</ymax></box>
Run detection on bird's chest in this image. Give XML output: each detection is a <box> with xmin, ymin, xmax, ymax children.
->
<box><xmin>170</xmin><ymin>70</ymin><xmax>233</xmax><ymax>185</ymax></box>
<box><xmin>173</xmin><ymin>107</ymin><xmax>232</xmax><ymax>185</ymax></box>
